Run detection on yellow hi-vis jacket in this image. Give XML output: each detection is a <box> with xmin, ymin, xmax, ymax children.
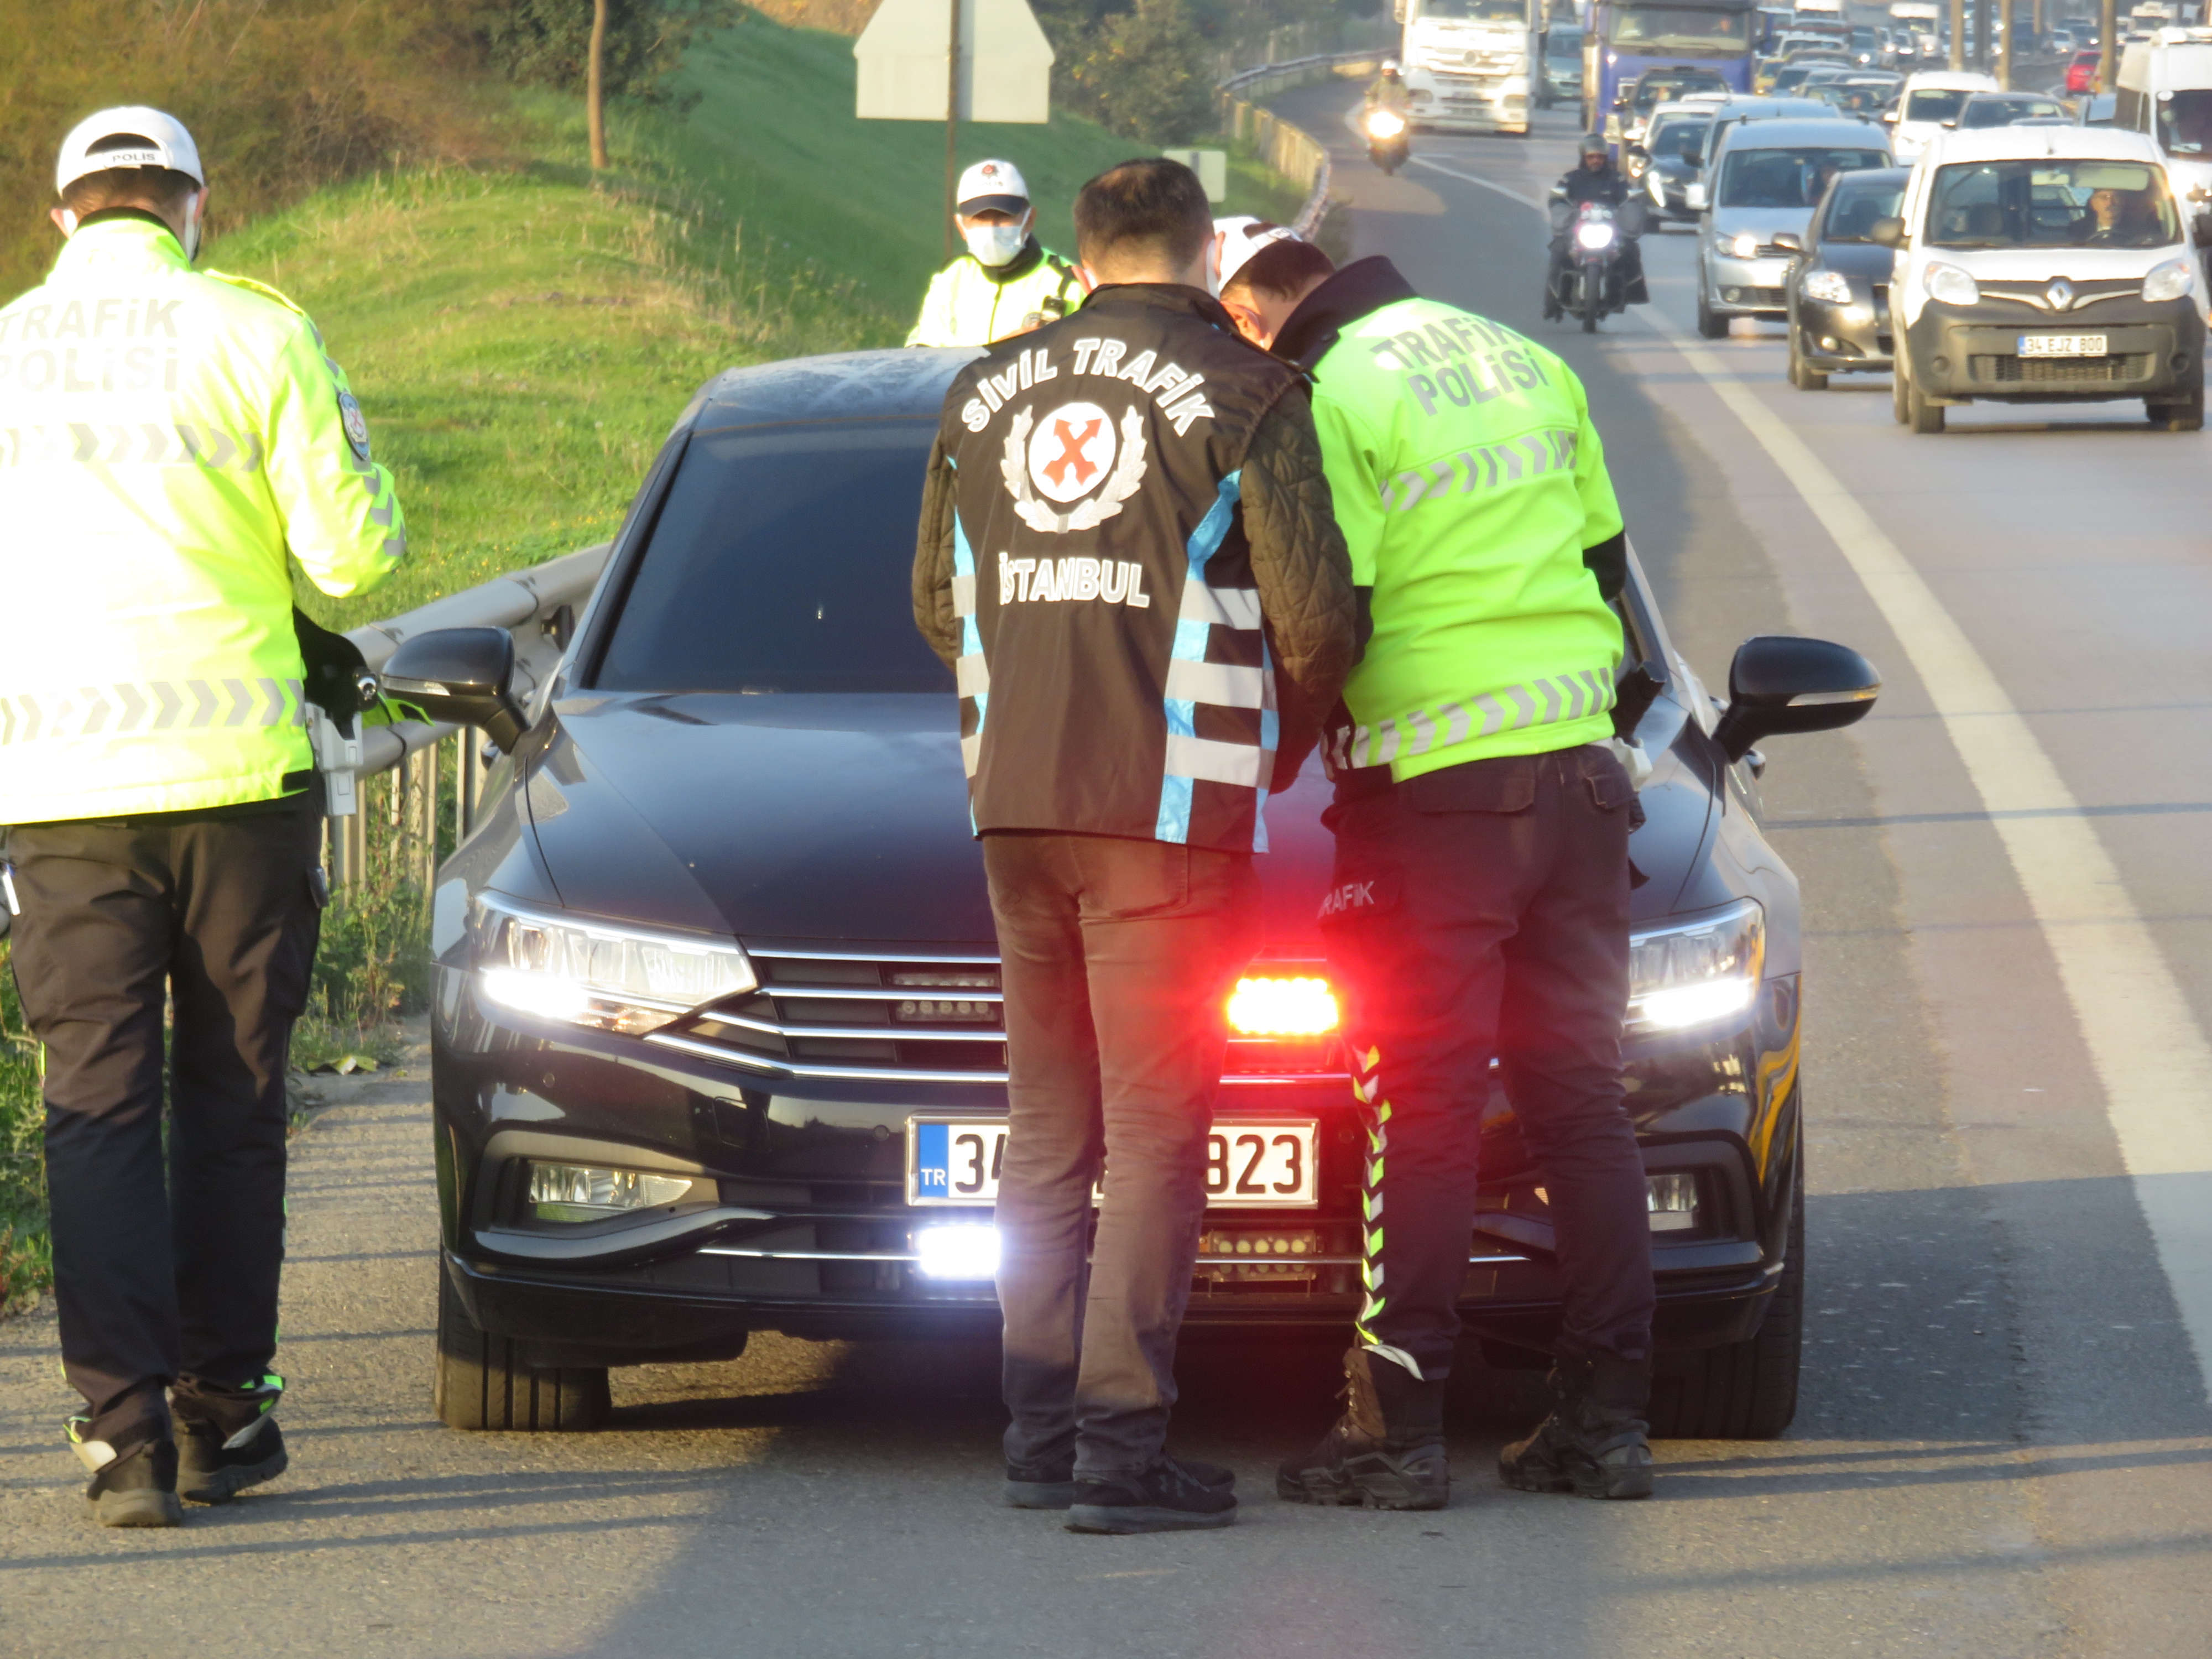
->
<box><xmin>0</xmin><ymin>215</ymin><xmax>405</xmax><ymax>825</ymax></box>
<box><xmin>905</xmin><ymin>239</ymin><xmax>1086</xmax><ymax>348</ymax></box>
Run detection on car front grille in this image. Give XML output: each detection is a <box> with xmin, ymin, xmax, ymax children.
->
<box><xmin>1971</xmin><ymin>352</ymin><xmax>2150</xmax><ymax>385</ymax></box>
<box><xmin>646</xmin><ymin>947</ymin><xmax>1344</xmax><ymax>1086</ymax></box>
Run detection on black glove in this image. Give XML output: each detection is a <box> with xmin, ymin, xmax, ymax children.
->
<box><xmin>294</xmin><ymin>607</ymin><xmax>373</xmax><ymax>738</ymax></box>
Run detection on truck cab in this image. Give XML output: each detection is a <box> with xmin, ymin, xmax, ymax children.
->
<box><xmin>1396</xmin><ymin>0</ymin><xmax>1536</xmax><ymax>134</ymax></box>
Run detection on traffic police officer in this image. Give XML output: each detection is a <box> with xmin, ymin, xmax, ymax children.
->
<box><xmin>0</xmin><ymin>108</ymin><xmax>405</xmax><ymax>1527</ymax></box>
<box><xmin>906</xmin><ymin>159</ymin><xmax>1087</xmax><ymax>348</ymax></box>
<box><xmin>914</xmin><ymin>158</ymin><xmax>1357</xmax><ymax>1533</ymax></box>
<box><xmin>1215</xmin><ymin>237</ymin><xmax>1658</xmax><ymax>1508</ymax></box>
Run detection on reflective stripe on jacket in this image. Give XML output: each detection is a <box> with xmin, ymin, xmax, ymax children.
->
<box><xmin>906</xmin><ymin>241</ymin><xmax>1087</xmax><ymax>348</ymax></box>
<box><xmin>0</xmin><ymin>215</ymin><xmax>404</xmax><ymax>823</ymax></box>
<box><xmin>1274</xmin><ymin>257</ymin><xmax>1625</xmax><ymax>784</ymax></box>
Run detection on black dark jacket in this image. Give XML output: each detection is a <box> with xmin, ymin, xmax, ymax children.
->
<box><xmin>914</xmin><ymin>284</ymin><xmax>1357</xmax><ymax>852</ymax></box>
<box><xmin>1559</xmin><ymin>163</ymin><xmax>1631</xmax><ymax>206</ymax></box>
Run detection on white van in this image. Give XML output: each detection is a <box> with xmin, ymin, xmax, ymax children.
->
<box><xmin>1886</xmin><ymin>69</ymin><xmax>2000</xmax><ymax>159</ymax></box>
<box><xmin>2116</xmin><ymin>28</ymin><xmax>2212</xmax><ymax>204</ymax></box>
<box><xmin>1877</xmin><ymin>124</ymin><xmax>2205</xmax><ymax>430</ymax></box>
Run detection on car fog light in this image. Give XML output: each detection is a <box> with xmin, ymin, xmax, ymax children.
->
<box><xmin>1228</xmin><ymin>975</ymin><xmax>1339</xmax><ymax>1036</ymax></box>
<box><xmin>1647</xmin><ymin>1173</ymin><xmax>1699</xmax><ymax>1232</ymax></box>
<box><xmin>1723</xmin><ymin>286</ymin><xmax>1742</xmax><ymax>302</ymax></box>
<box><xmin>529</xmin><ymin>1161</ymin><xmax>701</xmax><ymax>1223</ymax></box>
<box><xmin>915</xmin><ymin>1222</ymin><xmax>1000</xmax><ymax>1280</ymax></box>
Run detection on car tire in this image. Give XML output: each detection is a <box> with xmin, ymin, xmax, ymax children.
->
<box><xmin>1788</xmin><ymin>327</ymin><xmax>1829</xmax><ymax>391</ymax></box>
<box><xmin>1892</xmin><ymin>361</ymin><xmax>1911</xmax><ymax>425</ymax></box>
<box><xmin>434</xmin><ymin>1265</ymin><xmax>612</xmax><ymax>1432</ymax></box>
<box><xmin>1905</xmin><ymin>368</ymin><xmax>1944</xmax><ymax>434</ymax></box>
<box><xmin>1647</xmin><ymin>1146</ymin><xmax>1804</xmax><ymax>1441</ymax></box>
<box><xmin>1695</xmin><ymin>283</ymin><xmax>1727</xmax><ymax>340</ymax></box>
<box><xmin>2147</xmin><ymin>380</ymin><xmax>2205</xmax><ymax>431</ymax></box>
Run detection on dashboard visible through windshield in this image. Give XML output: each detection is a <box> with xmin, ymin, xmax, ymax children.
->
<box><xmin>1607</xmin><ymin>4</ymin><xmax>1754</xmax><ymax>53</ymax></box>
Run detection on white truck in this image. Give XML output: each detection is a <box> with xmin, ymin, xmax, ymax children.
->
<box><xmin>2117</xmin><ymin>28</ymin><xmax>2212</xmax><ymax>206</ymax></box>
<box><xmin>1395</xmin><ymin>0</ymin><xmax>1537</xmax><ymax>134</ymax></box>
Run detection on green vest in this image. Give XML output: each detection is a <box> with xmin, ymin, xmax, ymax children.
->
<box><xmin>0</xmin><ymin>217</ymin><xmax>405</xmax><ymax>823</ymax></box>
<box><xmin>1309</xmin><ymin>294</ymin><xmax>1625</xmax><ymax>782</ymax></box>
<box><xmin>905</xmin><ymin>241</ymin><xmax>1086</xmax><ymax>348</ymax></box>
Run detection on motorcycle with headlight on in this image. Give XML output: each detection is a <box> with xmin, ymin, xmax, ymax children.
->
<box><xmin>1364</xmin><ymin>106</ymin><xmax>1410</xmax><ymax>175</ymax></box>
<box><xmin>1548</xmin><ymin>198</ymin><xmax>1646</xmax><ymax>332</ymax></box>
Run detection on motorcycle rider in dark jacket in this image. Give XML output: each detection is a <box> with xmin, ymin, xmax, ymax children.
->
<box><xmin>1545</xmin><ymin>134</ymin><xmax>1648</xmax><ymax>317</ymax></box>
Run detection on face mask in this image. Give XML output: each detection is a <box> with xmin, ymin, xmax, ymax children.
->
<box><xmin>964</xmin><ymin>222</ymin><xmax>1026</xmax><ymax>268</ymax></box>
<box><xmin>180</xmin><ymin>194</ymin><xmax>201</xmax><ymax>262</ymax></box>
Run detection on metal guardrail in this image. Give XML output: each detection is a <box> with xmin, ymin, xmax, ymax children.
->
<box><xmin>1217</xmin><ymin>51</ymin><xmax>1379</xmax><ymax>239</ymax></box>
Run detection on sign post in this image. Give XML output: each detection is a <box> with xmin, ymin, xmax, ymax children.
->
<box><xmin>856</xmin><ymin>0</ymin><xmax>1056</xmax><ymax>259</ymax></box>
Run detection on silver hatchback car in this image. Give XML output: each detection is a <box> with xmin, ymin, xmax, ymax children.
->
<box><xmin>1694</xmin><ymin>116</ymin><xmax>1893</xmax><ymax>336</ymax></box>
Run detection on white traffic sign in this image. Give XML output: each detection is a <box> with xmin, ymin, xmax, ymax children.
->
<box><xmin>855</xmin><ymin>0</ymin><xmax>1055</xmax><ymax>123</ymax></box>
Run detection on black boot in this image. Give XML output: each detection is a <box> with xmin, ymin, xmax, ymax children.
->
<box><xmin>71</xmin><ymin>1423</ymin><xmax>184</xmax><ymax>1529</ymax></box>
<box><xmin>174</xmin><ymin>1375</ymin><xmax>289</xmax><ymax>1505</ymax></box>
<box><xmin>1276</xmin><ymin>1345</ymin><xmax>1449</xmax><ymax>1510</ymax></box>
<box><xmin>1498</xmin><ymin>1354</ymin><xmax>1653</xmax><ymax>1500</ymax></box>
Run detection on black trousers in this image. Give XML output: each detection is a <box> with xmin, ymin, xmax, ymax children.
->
<box><xmin>3</xmin><ymin>801</ymin><xmax>322</xmax><ymax>1450</ymax></box>
<box><xmin>984</xmin><ymin>832</ymin><xmax>1260</xmax><ymax>1478</ymax></box>
<box><xmin>1321</xmin><ymin>745</ymin><xmax>1654</xmax><ymax>1379</ymax></box>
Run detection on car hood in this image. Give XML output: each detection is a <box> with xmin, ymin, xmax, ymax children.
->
<box><xmin>1927</xmin><ymin>242</ymin><xmax>2185</xmax><ymax>279</ymax></box>
<box><xmin>1712</xmin><ymin>204</ymin><xmax>1818</xmax><ymax>239</ymax></box>
<box><xmin>516</xmin><ymin>691</ymin><xmax>1718</xmax><ymax>954</ymax></box>
<box><xmin>1813</xmin><ymin>239</ymin><xmax>1895</xmax><ymax>278</ymax></box>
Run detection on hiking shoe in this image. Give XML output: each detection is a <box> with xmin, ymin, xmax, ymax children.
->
<box><xmin>174</xmin><ymin>1374</ymin><xmax>289</xmax><ymax>1504</ymax></box>
<box><xmin>1003</xmin><ymin>1458</ymin><xmax>1077</xmax><ymax>1510</ymax></box>
<box><xmin>1066</xmin><ymin>1456</ymin><xmax>1238</xmax><ymax>1534</ymax></box>
<box><xmin>1499</xmin><ymin>1354</ymin><xmax>1654</xmax><ymax>1501</ymax></box>
<box><xmin>72</xmin><ymin>1427</ymin><xmax>183</xmax><ymax>1529</ymax></box>
<box><xmin>1277</xmin><ymin>1344</ymin><xmax>1449</xmax><ymax>1511</ymax></box>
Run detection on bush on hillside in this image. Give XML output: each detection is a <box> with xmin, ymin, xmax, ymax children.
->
<box><xmin>1067</xmin><ymin>0</ymin><xmax>1218</xmax><ymax>142</ymax></box>
<box><xmin>479</xmin><ymin>0</ymin><xmax>747</xmax><ymax>108</ymax></box>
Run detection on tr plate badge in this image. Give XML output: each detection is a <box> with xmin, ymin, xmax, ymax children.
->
<box><xmin>1002</xmin><ymin>399</ymin><xmax>1147</xmax><ymax>534</ymax></box>
<box><xmin>337</xmin><ymin>390</ymin><xmax>372</xmax><ymax>462</ymax></box>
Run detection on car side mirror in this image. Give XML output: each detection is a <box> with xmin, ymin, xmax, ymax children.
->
<box><xmin>1685</xmin><ymin>180</ymin><xmax>1710</xmax><ymax>211</ymax></box>
<box><xmin>1881</xmin><ymin>107</ymin><xmax>1898</xmax><ymax>122</ymax></box>
<box><xmin>1940</xmin><ymin>117</ymin><xmax>1959</xmax><ymax>128</ymax></box>
<box><xmin>1870</xmin><ymin>215</ymin><xmax>1906</xmax><ymax>246</ymax></box>
<box><xmin>380</xmin><ymin>627</ymin><xmax>529</xmax><ymax>754</ymax></box>
<box><xmin>1772</xmin><ymin>230</ymin><xmax>1804</xmax><ymax>252</ymax></box>
<box><xmin>1712</xmin><ymin>636</ymin><xmax>1881</xmax><ymax>761</ymax></box>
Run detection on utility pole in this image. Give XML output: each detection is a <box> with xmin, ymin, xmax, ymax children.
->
<box><xmin>2099</xmin><ymin>0</ymin><xmax>2118</xmax><ymax>85</ymax></box>
<box><xmin>1951</xmin><ymin>0</ymin><xmax>1967</xmax><ymax>66</ymax></box>
<box><xmin>944</xmin><ymin>0</ymin><xmax>962</xmax><ymax>260</ymax></box>
<box><xmin>588</xmin><ymin>0</ymin><xmax>610</xmax><ymax>170</ymax></box>
<box><xmin>1998</xmin><ymin>0</ymin><xmax>2013</xmax><ymax>85</ymax></box>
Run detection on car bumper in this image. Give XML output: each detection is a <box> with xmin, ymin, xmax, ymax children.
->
<box><xmin>1796</xmin><ymin>290</ymin><xmax>1894</xmax><ymax>369</ymax></box>
<box><xmin>434</xmin><ymin>966</ymin><xmax>1805</xmax><ymax>1363</ymax></box>
<box><xmin>1409</xmin><ymin>86</ymin><xmax>1531</xmax><ymax>131</ymax></box>
<box><xmin>1905</xmin><ymin>298</ymin><xmax>2204</xmax><ymax>401</ymax></box>
<box><xmin>1707</xmin><ymin>252</ymin><xmax>1794</xmax><ymax>315</ymax></box>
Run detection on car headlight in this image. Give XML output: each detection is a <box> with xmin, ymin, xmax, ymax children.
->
<box><xmin>470</xmin><ymin>891</ymin><xmax>757</xmax><ymax>1036</ymax></box>
<box><xmin>1801</xmin><ymin>268</ymin><xmax>1854</xmax><ymax>305</ymax></box>
<box><xmin>1576</xmin><ymin>220</ymin><xmax>1618</xmax><ymax>249</ymax></box>
<box><xmin>2142</xmin><ymin>255</ymin><xmax>2194</xmax><ymax>303</ymax></box>
<box><xmin>1925</xmin><ymin>262</ymin><xmax>1980</xmax><ymax>305</ymax></box>
<box><xmin>1366</xmin><ymin>108</ymin><xmax>1407</xmax><ymax>138</ymax></box>
<box><xmin>1627</xmin><ymin>899</ymin><xmax>1765</xmax><ymax>1035</ymax></box>
<box><xmin>1729</xmin><ymin>231</ymin><xmax>1761</xmax><ymax>259</ymax></box>
<box><xmin>1649</xmin><ymin>174</ymin><xmax>1668</xmax><ymax>205</ymax></box>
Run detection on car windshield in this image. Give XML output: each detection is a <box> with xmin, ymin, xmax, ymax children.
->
<box><xmin>2157</xmin><ymin>87</ymin><xmax>2212</xmax><ymax>153</ymax></box>
<box><xmin>1635</xmin><ymin>70</ymin><xmax>1726</xmax><ymax>109</ymax></box>
<box><xmin>1926</xmin><ymin>158</ymin><xmax>2180</xmax><ymax>247</ymax></box>
<box><xmin>1420</xmin><ymin>0</ymin><xmax>1528</xmax><ymax>19</ymax></box>
<box><xmin>1548</xmin><ymin>27</ymin><xmax>1583</xmax><ymax>57</ymax></box>
<box><xmin>1649</xmin><ymin>111</ymin><xmax>1713</xmax><ymax>156</ymax></box>
<box><xmin>595</xmin><ymin>419</ymin><xmax>952</xmax><ymax>695</ymax></box>
<box><xmin>1903</xmin><ymin>86</ymin><xmax>1975</xmax><ymax>121</ymax></box>
<box><xmin>1819</xmin><ymin>174</ymin><xmax>1906</xmax><ymax>238</ymax></box>
<box><xmin>1608</xmin><ymin>5</ymin><xmax>1754</xmax><ymax>52</ymax></box>
<box><xmin>1961</xmin><ymin>95</ymin><xmax>2066</xmax><ymax>126</ymax></box>
<box><xmin>1717</xmin><ymin>145</ymin><xmax>1888</xmax><ymax>206</ymax></box>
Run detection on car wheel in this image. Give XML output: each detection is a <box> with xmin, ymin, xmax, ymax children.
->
<box><xmin>1695</xmin><ymin>281</ymin><xmax>1727</xmax><ymax>340</ymax></box>
<box><xmin>1906</xmin><ymin>371</ymin><xmax>1944</xmax><ymax>434</ymax></box>
<box><xmin>434</xmin><ymin>1265</ymin><xmax>611</xmax><ymax>1432</ymax></box>
<box><xmin>1790</xmin><ymin>328</ymin><xmax>1829</xmax><ymax>391</ymax></box>
<box><xmin>1892</xmin><ymin>360</ymin><xmax>1911</xmax><ymax>425</ymax></box>
<box><xmin>2147</xmin><ymin>379</ymin><xmax>2205</xmax><ymax>431</ymax></box>
<box><xmin>1647</xmin><ymin>1145</ymin><xmax>1804</xmax><ymax>1441</ymax></box>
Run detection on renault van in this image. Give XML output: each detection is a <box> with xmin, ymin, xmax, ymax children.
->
<box><xmin>1876</xmin><ymin>126</ymin><xmax>2205</xmax><ymax>430</ymax></box>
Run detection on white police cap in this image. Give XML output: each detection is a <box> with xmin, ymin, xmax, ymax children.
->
<box><xmin>957</xmin><ymin>158</ymin><xmax>1030</xmax><ymax>215</ymax></box>
<box><xmin>55</xmin><ymin>107</ymin><xmax>204</xmax><ymax>196</ymax></box>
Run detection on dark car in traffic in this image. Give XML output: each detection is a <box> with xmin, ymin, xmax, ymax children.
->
<box><xmin>384</xmin><ymin>347</ymin><xmax>1880</xmax><ymax>1445</ymax></box>
<box><xmin>1637</xmin><ymin>107</ymin><xmax>1714</xmax><ymax>222</ymax></box>
<box><xmin>1782</xmin><ymin>164</ymin><xmax>1908</xmax><ymax>386</ymax></box>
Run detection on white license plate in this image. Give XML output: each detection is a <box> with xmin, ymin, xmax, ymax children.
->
<box><xmin>907</xmin><ymin>1119</ymin><xmax>1319</xmax><ymax>1208</ymax></box>
<box><xmin>2018</xmin><ymin>333</ymin><xmax>2106</xmax><ymax>358</ymax></box>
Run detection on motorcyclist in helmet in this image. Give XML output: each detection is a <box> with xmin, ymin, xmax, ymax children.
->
<box><xmin>1545</xmin><ymin>133</ymin><xmax>1648</xmax><ymax>319</ymax></box>
<box><xmin>1367</xmin><ymin>59</ymin><xmax>1412</xmax><ymax>114</ymax></box>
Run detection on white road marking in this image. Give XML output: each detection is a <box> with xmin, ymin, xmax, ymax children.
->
<box><xmin>1412</xmin><ymin>147</ymin><xmax>2212</xmax><ymax>1401</ymax></box>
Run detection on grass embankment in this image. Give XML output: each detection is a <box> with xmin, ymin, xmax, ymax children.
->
<box><xmin>0</xmin><ymin>9</ymin><xmax>1316</xmax><ymax>1311</ymax></box>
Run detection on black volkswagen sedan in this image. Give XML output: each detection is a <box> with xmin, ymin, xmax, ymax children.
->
<box><xmin>388</xmin><ymin>348</ymin><xmax>1878</xmax><ymax>1443</ymax></box>
<box><xmin>1783</xmin><ymin>165</ymin><xmax>1909</xmax><ymax>388</ymax></box>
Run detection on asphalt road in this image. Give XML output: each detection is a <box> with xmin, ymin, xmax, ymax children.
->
<box><xmin>4</xmin><ymin>91</ymin><xmax>2211</xmax><ymax>1659</ymax></box>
